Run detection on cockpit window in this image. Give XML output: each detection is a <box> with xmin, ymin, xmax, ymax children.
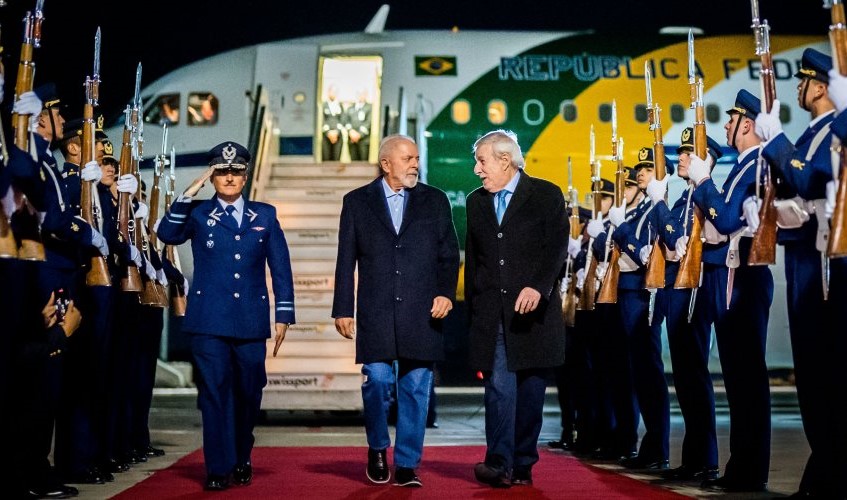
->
<box><xmin>187</xmin><ymin>92</ymin><xmax>219</xmax><ymax>126</ymax></box>
<box><xmin>144</xmin><ymin>93</ymin><xmax>180</xmax><ymax>126</ymax></box>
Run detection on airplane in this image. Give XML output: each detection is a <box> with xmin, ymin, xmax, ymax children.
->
<box><xmin>103</xmin><ymin>4</ymin><xmax>828</xmax><ymax>410</ymax></box>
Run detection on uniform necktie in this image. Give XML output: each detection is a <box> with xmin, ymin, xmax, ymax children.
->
<box><xmin>496</xmin><ymin>190</ymin><xmax>509</xmax><ymax>224</ymax></box>
<box><xmin>225</xmin><ymin>205</ymin><xmax>238</xmax><ymax>226</ymax></box>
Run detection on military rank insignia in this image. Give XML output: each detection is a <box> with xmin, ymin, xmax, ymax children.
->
<box><xmin>71</xmin><ymin>222</ymin><xmax>79</xmax><ymax>232</ymax></box>
<box><xmin>627</xmin><ymin>243</ymin><xmax>636</xmax><ymax>252</ymax></box>
<box><xmin>665</xmin><ymin>224</ymin><xmax>674</xmax><ymax>233</ymax></box>
<box><xmin>790</xmin><ymin>159</ymin><xmax>804</xmax><ymax>170</ymax></box>
<box><xmin>709</xmin><ymin>207</ymin><xmax>717</xmax><ymax>219</ymax></box>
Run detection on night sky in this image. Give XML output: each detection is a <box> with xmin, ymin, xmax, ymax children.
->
<box><xmin>0</xmin><ymin>0</ymin><xmax>832</xmax><ymax>121</ymax></box>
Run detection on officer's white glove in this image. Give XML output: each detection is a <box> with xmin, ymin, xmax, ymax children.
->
<box><xmin>13</xmin><ymin>91</ymin><xmax>42</xmax><ymax>131</ymax></box>
<box><xmin>1</xmin><ymin>186</ymin><xmax>17</xmax><ymax>216</ymax></box>
<box><xmin>567</xmin><ymin>236</ymin><xmax>582</xmax><ymax>258</ymax></box>
<box><xmin>144</xmin><ymin>259</ymin><xmax>157</xmax><ymax>281</ymax></box>
<box><xmin>687</xmin><ymin>153</ymin><xmax>711</xmax><ymax>185</ymax></box>
<box><xmin>0</xmin><ymin>73</ymin><xmax>4</xmax><ymax>103</ymax></box>
<box><xmin>586</xmin><ymin>216</ymin><xmax>605</xmax><ymax>238</ymax></box>
<box><xmin>675</xmin><ymin>235</ymin><xmax>688</xmax><ymax>258</ymax></box>
<box><xmin>183</xmin><ymin>277</ymin><xmax>190</xmax><ymax>294</ymax></box>
<box><xmin>90</xmin><ymin>228</ymin><xmax>109</xmax><ymax>256</ymax></box>
<box><xmin>156</xmin><ymin>268</ymin><xmax>169</xmax><ymax>287</ymax></box>
<box><xmin>80</xmin><ymin>160</ymin><xmax>102</xmax><ymax>183</ymax></box>
<box><xmin>646</xmin><ymin>177</ymin><xmax>668</xmax><ymax>204</ymax></box>
<box><xmin>639</xmin><ymin>245</ymin><xmax>651</xmax><ymax>265</ymax></box>
<box><xmin>755</xmin><ymin>99</ymin><xmax>783</xmax><ymax>142</ymax></box>
<box><xmin>134</xmin><ymin>201</ymin><xmax>149</xmax><ymax>221</ymax></box>
<box><xmin>608</xmin><ymin>203</ymin><xmax>626</xmax><ymax>227</ymax></box>
<box><xmin>559</xmin><ymin>276</ymin><xmax>569</xmax><ymax>295</ymax></box>
<box><xmin>153</xmin><ymin>217</ymin><xmax>162</xmax><ymax>233</ymax></box>
<box><xmin>575</xmin><ymin>268</ymin><xmax>586</xmax><ymax>290</ymax></box>
<box><xmin>129</xmin><ymin>244</ymin><xmax>144</xmax><ymax>268</ymax></box>
<box><xmin>743</xmin><ymin>196</ymin><xmax>761</xmax><ymax>232</ymax></box>
<box><xmin>829</xmin><ymin>69</ymin><xmax>847</xmax><ymax>113</ymax></box>
<box><xmin>826</xmin><ymin>179</ymin><xmax>837</xmax><ymax>218</ymax></box>
<box><xmin>116</xmin><ymin>174</ymin><xmax>138</xmax><ymax>194</ymax></box>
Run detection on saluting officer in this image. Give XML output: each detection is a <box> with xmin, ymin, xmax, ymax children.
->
<box><xmin>649</xmin><ymin>128</ymin><xmax>723</xmax><ymax>481</ymax></box>
<box><xmin>756</xmin><ymin>49</ymin><xmax>846</xmax><ymax>499</ymax></box>
<box><xmin>689</xmin><ymin>89</ymin><xmax>774</xmax><ymax>493</ymax></box>
<box><xmin>157</xmin><ymin>141</ymin><xmax>294</xmax><ymax>491</ymax></box>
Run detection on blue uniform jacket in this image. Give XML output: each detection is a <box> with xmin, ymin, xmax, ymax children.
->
<box><xmin>692</xmin><ymin>148</ymin><xmax>759</xmax><ymax>266</ymax></box>
<box><xmin>157</xmin><ymin>195</ymin><xmax>295</xmax><ymax>339</ymax></box>
<box><xmin>612</xmin><ymin>197</ymin><xmax>655</xmax><ymax>290</ymax></box>
<box><xmin>653</xmin><ymin>188</ymin><xmax>693</xmax><ymax>282</ymax></box>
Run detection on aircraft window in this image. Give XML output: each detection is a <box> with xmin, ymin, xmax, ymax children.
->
<box><xmin>670</xmin><ymin>104</ymin><xmax>686</xmax><ymax>123</ymax></box>
<box><xmin>144</xmin><ymin>93</ymin><xmax>180</xmax><ymax>126</ymax></box>
<box><xmin>598</xmin><ymin>103</ymin><xmax>612</xmax><ymax>123</ymax></box>
<box><xmin>706</xmin><ymin>104</ymin><xmax>721</xmax><ymax>123</ymax></box>
<box><xmin>560</xmin><ymin>101</ymin><xmax>577</xmax><ymax>122</ymax></box>
<box><xmin>187</xmin><ymin>92</ymin><xmax>219</xmax><ymax>126</ymax></box>
<box><xmin>451</xmin><ymin>99</ymin><xmax>470</xmax><ymax>125</ymax></box>
<box><xmin>523</xmin><ymin>99</ymin><xmax>544</xmax><ymax>126</ymax></box>
<box><xmin>634</xmin><ymin>104</ymin><xmax>648</xmax><ymax>123</ymax></box>
<box><xmin>487</xmin><ymin>100</ymin><xmax>507</xmax><ymax>125</ymax></box>
<box><xmin>779</xmin><ymin>105</ymin><xmax>791</xmax><ymax>124</ymax></box>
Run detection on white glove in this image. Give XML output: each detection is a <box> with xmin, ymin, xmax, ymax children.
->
<box><xmin>134</xmin><ymin>201</ymin><xmax>149</xmax><ymax>221</ymax></box>
<box><xmin>156</xmin><ymin>268</ymin><xmax>169</xmax><ymax>287</ymax></box>
<box><xmin>129</xmin><ymin>244</ymin><xmax>144</xmax><ymax>268</ymax></box>
<box><xmin>575</xmin><ymin>268</ymin><xmax>586</xmax><ymax>290</ymax></box>
<box><xmin>743</xmin><ymin>196</ymin><xmax>761</xmax><ymax>232</ymax></box>
<box><xmin>567</xmin><ymin>236</ymin><xmax>582</xmax><ymax>258</ymax></box>
<box><xmin>646</xmin><ymin>177</ymin><xmax>668</xmax><ymax>204</ymax></box>
<box><xmin>688</xmin><ymin>153</ymin><xmax>711</xmax><ymax>185</ymax></box>
<box><xmin>183</xmin><ymin>277</ymin><xmax>190</xmax><ymax>294</ymax></box>
<box><xmin>153</xmin><ymin>217</ymin><xmax>162</xmax><ymax>233</ymax></box>
<box><xmin>829</xmin><ymin>68</ymin><xmax>847</xmax><ymax>113</ymax></box>
<box><xmin>1</xmin><ymin>186</ymin><xmax>17</xmax><ymax>216</ymax></box>
<box><xmin>559</xmin><ymin>276</ymin><xmax>569</xmax><ymax>295</ymax></box>
<box><xmin>0</xmin><ymin>73</ymin><xmax>4</xmax><ymax>103</ymax></box>
<box><xmin>826</xmin><ymin>180</ymin><xmax>837</xmax><ymax>219</ymax></box>
<box><xmin>586</xmin><ymin>216</ymin><xmax>605</xmax><ymax>238</ymax></box>
<box><xmin>144</xmin><ymin>259</ymin><xmax>157</xmax><ymax>281</ymax></box>
<box><xmin>80</xmin><ymin>160</ymin><xmax>102</xmax><ymax>183</ymax></box>
<box><xmin>13</xmin><ymin>91</ymin><xmax>43</xmax><ymax>117</ymax></box>
<box><xmin>639</xmin><ymin>245</ymin><xmax>651</xmax><ymax>265</ymax></box>
<box><xmin>116</xmin><ymin>174</ymin><xmax>138</xmax><ymax>194</ymax></box>
<box><xmin>608</xmin><ymin>203</ymin><xmax>626</xmax><ymax>227</ymax></box>
<box><xmin>90</xmin><ymin>228</ymin><xmax>109</xmax><ymax>256</ymax></box>
<box><xmin>674</xmin><ymin>235</ymin><xmax>688</xmax><ymax>258</ymax></box>
<box><xmin>755</xmin><ymin>99</ymin><xmax>783</xmax><ymax>142</ymax></box>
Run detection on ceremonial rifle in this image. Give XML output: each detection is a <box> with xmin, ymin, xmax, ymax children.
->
<box><xmin>826</xmin><ymin>0</ymin><xmax>847</xmax><ymax>258</ymax></box>
<box><xmin>562</xmin><ymin>156</ymin><xmax>580</xmax><ymax>327</ymax></box>
<box><xmin>80</xmin><ymin>27</ymin><xmax>111</xmax><ymax>287</ymax></box>
<box><xmin>577</xmin><ymin>125</ymin><xmax>599</xmax><ymax>311</ymax></box>
<box><xmin>597</xmin><ymin>101</ymin><xmax>623</xmax><ymax>304</ymax></box>
<box><xmin>11</xmin><ymin>0</ymin><xmax>46</xmax><ymax>261</ymax></box>
<box><xmin>747</xmin><ymin>0</ymin><xmax>779</xmax><ymax>265</ymax></box>
<box><xmin>116</xmin><ymin>64</ymin><xmax>143</xmax><ymax>292</ymax></box>
<box><xmin>644</xmin><ymin>61</ymin><xmax>668</xmax><ymax>290</ymax></box>
<box><xmin>164</xmin><ymin>146</ymin><xmax>186</xmax><ymax>316</ymax></box>
<box><xmin>0</xmin><ymin>19</ymin><xmax>19</xmax><ymax>258</ymax></box>
<box><xmin>675</xmin><ymin>30</ymin><xmax>707</xmax><ymax>290</ymax></box>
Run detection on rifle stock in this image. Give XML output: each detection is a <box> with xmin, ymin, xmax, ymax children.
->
<box><xmin>827</xmin><ymin>0</ymin><xmax>847</xmax><ymax>257</ymax></box>
<box><xmin>117</xmin><ymin>107</ymin><xmax>143</xmax><ymax>292</ymax></box>
<box><xmin>563</xmin><ymin>179</ymin><xmax>580</xmax><ymax>326</ymax></box>
<box><xmin>597</xmin><ymin>125</ymin><xmax>623</xmax><ymax>304</ymax></box>
<box><xmin>644</xmin><ymin>63</ymin><xmax>667</xmax><ymax>289</ymax></box>
<box><xmin>164</xmin><ymin>146</ymin><xmax>186</xmax><ymax>315</ymax></box>
<box><xmin>81</xmin><ymin>101</ymin><xmax>111</xmax><ymax>286</ymax></box>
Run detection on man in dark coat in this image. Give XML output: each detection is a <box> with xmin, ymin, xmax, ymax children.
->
<box><xmin>332</xmin><ymin>134</ymin><xmax>460</xmax><ymax>488</ymax></box>
<box><xmin>465</xmin><ymin>129</ymin><xmax>568</xmax><ymax>488</ymax></box>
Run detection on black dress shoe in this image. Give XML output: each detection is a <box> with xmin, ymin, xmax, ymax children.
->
<box><xmin>473</xmin><ymin>462</ymin><xmax>511</xmax><ymax>488</ymax></box>
<box><xmin>232</xmin><ymin>463</ymin><xmax>253</xmax><ymax>485</ymax></box>
<box><xmin>28</xmin><ymin>483</ymin><xmax>79</xmax><ymax>498</ymax></box>
<box><xmin>701</xmin><ymin>475</ymin><xmax>767</xmax><ymax>492</ymax></box>
<box><xmin>366</xmin><ymin>448</ymin><xmax>390</xmax><ymax>484</ymax></box>
<box><xmin>204</xmin><ymin>474</ymin><xmax>230</xmax><ymax>491</ymax></box>
<box><xmin>511</xmin><ymin>467</ymin><xmax>533</xmax><ymax>486</ymax></box>
<box><xmin>547</xmin><ymin>439</ymin><xmax>573</xmax><ymax>450</ymax></box>
<box><xmin>143</xmin><ymin>445</ymin><xmax>166</xmax><ymax>457</ymax></box>
<box><xmin>65</xmin><ymin>468</ymin><xmax>106</xmax><ymax>485</ymax></box>
<box><xmin>102</xmin><ymin>458</ymin><xmax>131</xmax><ymax>473</ymax></box>
<box><xmin>394</xmin><ymin>467</ymin><xmax>422</xmax><ymax>487</ymax></box>
<box><xmin>619</xmin><ymin>456</ymin><xmax>670</xmax><ymax>470</ymax></box>
<box><xmin>662</xmin><ymin>465</ymin><xmax>719</xmax><ymax>481</ymax></box>
<box><xmin>426</xmin><ymin>421</ymin><xmax>439</xmax><ymax>429</ymax></box>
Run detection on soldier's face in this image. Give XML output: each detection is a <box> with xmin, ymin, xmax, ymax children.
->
<box><xmin>100</xmin><ymin>163</ymin><xmax>117</xmax><ymax>187</ymax></box>
<box><xmin>677</xmin><ymin>151</ymin><xmax>691</xmax><ymax>180</ymax></box>
<box><xmin>212</xmin><ymin>169</ymin><xmax>247</xmax><ymax>200</ymax></box>
<box><xmin>381</xmin><ymin>139</ymin><xmax>419</xmax><ymax>191</ymax></box>
<box><xmin>636</xmin><ymin>166</ymin><xmax>655</xmax><ymax>189</ymax></box>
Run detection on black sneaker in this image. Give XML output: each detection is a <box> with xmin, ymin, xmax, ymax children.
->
<box><xmin>394</xmin><ymin>467</ymin><xmax>422</xmax><ymax>487</ymax></box>
<box><xmin>366</xmin><ymin>448</ymin><xmax>390</xmax><ymax>484</ymax></box>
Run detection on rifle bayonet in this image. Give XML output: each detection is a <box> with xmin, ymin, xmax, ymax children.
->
<box><xmin>132</xmin><ymin>62</ymin><xmax>142</xmax><ymax>110</ymax></box>
<box><xmin>85</xmin><ymin>27</ymin><xmax>100</xmax><ymax>106</ymax></box>
<box><xmin>93</xmin><ymin>26</ymin><xmax>100</xmax><ymax>81</ymax></box>
<box><xmin>645</xmin><ymin>61</ymin><xmax>653</xmax><ymax>109</ymax></box>
<box><xmin>687</xmin><ymin>29</ymin><xmax>696</xmax><ymax>84</ymax></box>
<box><xmin>32</xmin><ymin>0</ymin><xmax>44</xmax><ymax>48</ymax></box>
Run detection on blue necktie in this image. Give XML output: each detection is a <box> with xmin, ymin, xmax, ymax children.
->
<box><xmin>496</xmin><ymin>190</ymin><xmax>509</xmax><ymax>224</ymax></box>
<box><xmin>225</xmin><ymin>205</ymin><xmax>238</xmax><ymax>226</ymax></box>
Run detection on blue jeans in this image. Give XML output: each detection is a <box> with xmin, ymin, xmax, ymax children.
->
<box><xmin>362</xmin><ymin>360</ymin><xmax>433</xmax><ymax>469</ymax></box>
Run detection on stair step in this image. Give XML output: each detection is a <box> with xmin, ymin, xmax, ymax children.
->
<box><xmin>278</xmin><ymin>215</ymin><xmax>339</xmax><ymax>229</ymax></box>
<box><xmin>289</xmin><ymin>245</ymin><xmax>338</xmax><ymax>260</ymax></box>
<box><xmin>263</xmin><ymin>187</ymin><xmax>352</xmax><ymax>201</ymax></box>
<box><xmin>271</xmin><ymin>163</ymin><xmax>379</xmax><ymax>179</ymax></box>
<box><xmin>292</xmin><ymin>274</ymin><xmax>335</xmax><ymax>291</ymax></box>
<box><xmin>284</xmin><ymin>229</ymin><xmax>339</xmax><ymax>246</ymax></box>
<box><xmin>275</xmin><ymin>201</ymin><xmax>343</xmax><ymax>217</ymax></box>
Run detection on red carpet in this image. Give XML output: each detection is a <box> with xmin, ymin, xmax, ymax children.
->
<box><xmin>113</xmin><ymin>446</ymin><xmax>690</xmax><ymax>499</ymax></box>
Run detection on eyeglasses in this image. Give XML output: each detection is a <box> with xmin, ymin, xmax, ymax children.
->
<box><xmin>213</xmin><ymin>168</ymin><xmax>246</xmax><ymax>176</ymax></box>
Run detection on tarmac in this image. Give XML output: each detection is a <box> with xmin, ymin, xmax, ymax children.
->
<box><xmin>72</xmin><ymin>385</ymin><xmax>807</xmax><ymax>499</ymax></box>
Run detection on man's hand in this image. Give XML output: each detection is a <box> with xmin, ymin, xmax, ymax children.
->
<box><xmin>755</xmin><ymin>99</ymin><xmax>783</xmax><ymax>142</ymax></box>
<box><xmin>431</xmin><ymin>296</ymin><xmax>453</xmax><ymax>319</ymax></box>
<box><xmin>81</xmin><ymin>161</ymin><xmax>103</xmax><ymax>183</ymax></box>
<box><xmin>90</xmin><ymin>228</ymin><xmax>109</xmax><ymax>256</ymax></box>
<box><xmin>586</xmin><ymin>216</ymin><xmax>605</xmax><ymax>238</ymax></box>
<box><xmin>116</xmin><ymin>174</ymin><xmax>138</xmax><ymax>194</ymax></box>
<box><xmin>829</xmin><ymin>68</ymin><xmax>847</xmax><ymax>113</ymax></box>
<box><xmin>326</xmin><ymin>129</ymin><xmax>340</xmax><ymax>144</ymax></box>
<box><xmin>646</xmin><ymin>177</ymin><xmax>668</xmax><ymax>204</ymax></box>
<box><xmin>515</xmin><ymin>287</ymin><xmax>541</xmax><ymax>315</ymax></box>
<box><xmin>743</xmin><ymin>196</ymin><xmax>762</xmax><ymax>232</ymax></box>
<box><xmin>42</xmin><ymin>291</ymin><xmax>59</xmax><ymax>329</ymax></box>
<box><xmin>567</xmin><ymin>236</ymin><xmax>582</xmax><ymax>258</ymax></box>
<box><xmin>826</xmin><ymin>180</ymin><xmax>837</xmax><ymax>219</ymax></box>
<box><xmin>576</xmin><ymin>268</ymin><xmax>586</xmax><ymax>290</ymax></box>
<box><xmin>335</xmin><ymin>317</ymin><xmax>355</xmax><ymax>339</ymax></box>
<box><xmin>349</xmin><ymin>129</ymin><xmax>361</xmax><ymax>143</ymax></box>
<box><xmin>135</xmin><ymin>201</ymin><xmax>149</xmax><ymax>221</ymax></box>
<box><xmin>639</xmin><ymin>245</ymin><xmax>651</xmax><ymax>265</ymax></box>
<box><xmin>608</xmin><ymin>203</ymin><xmax>626</xmax><ymax>227</ymax></box>
<box><xmin>183</xmin><ymin>166</ymin><xmax>215</xmax><ymax>198</ymax></box>
<box><xmin>129</xmin><ymin>244</ymin><xmax>144</xmax><ymax>267</ymax></box>
<box><xmin>674</xmin><ymin>235</ymin><xmax>688</xmax><ymax>258</ymax></box>
<box><xmin>273</xmin><ymin>322</ymin><xmax>288</xmax><ymax>357</ymax></box>
<box><xmin>60</xmin><ymin>300</ymin><xmax>82</xmax><ymax>338</ymax></box>
<box><xmin>687</xmin><ymin>153</ymin><xmax>711</xmax><ymax>185</ymax></box>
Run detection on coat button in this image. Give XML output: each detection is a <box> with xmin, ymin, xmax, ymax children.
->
<box><xmin>235</xmin><ymin>235</ymin><xmax>241</xmax><ymax>241</ymax></box>
<box><xmin>234</xmin><ymin>292</ymin><xmax>240</xmax><ymax>298</ymax></box>
<box><xmin>234</xmin><ymin>253</ymin><xmax>241</xmax><ymax>260</ymax></box>
<box><xmin>499</xmin><ymin>259</ymin><xmax>504</xmax><ymax>265</ymax></box>
<box><xmin>497</xmin><ymin>232</ymin><xmax>503</xmax><ymax>239</ymax></box>
<box><xmin>395</xmin><ymin>244</ymin><xmax>402</xmax><ymax>248</ymax></box>
<box><xmin>234</xmin><ymin>273</ymin><xmax>240</xmax><ymax>279</ymax></box>
<box><xmin>396</xmin><ymin>297</ymin><xmax>402</xmax><ymax>302</ymax></box>
<box><xmin>501</xmin><ymin>289</ymin><xmax>507</xmax><ymax>294</ymax></box>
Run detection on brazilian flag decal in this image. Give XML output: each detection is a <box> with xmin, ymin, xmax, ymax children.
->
<box><xmin>415</xmin><ymin>56</ymin><xmax>457</xmax><ymax>76</ymax></box>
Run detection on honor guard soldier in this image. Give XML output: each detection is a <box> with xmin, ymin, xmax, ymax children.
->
<box><xmin>689</xmin><ymin>89</ymin><xmax>773</xmax><ymax>493</ymax></box>
<box><xmin>157</xmin><ymin>141</ymin><xmax>295</xmax><ymax>491</ymax></box>
<box><xmin>650</xmin><ymin>128</ymin><xmax>723</xmax><ymax>481</ymax></box>
<box><xmin>757</xmin><ymin>49</ymin><xmax>847</xmax><ymax>499</ymax></box>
